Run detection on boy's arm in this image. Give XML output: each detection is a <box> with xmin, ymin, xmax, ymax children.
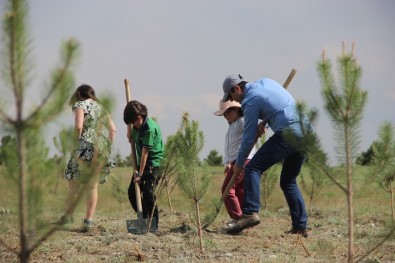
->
<box><xmin>135</xmin><ymin>146</ymin><xmax>149</xmax><ymax>183</ymax></box>
<box><xmin>126</xmin><ymin>125</ymin><xmax>132</xmax><ymax>143</ymax></box>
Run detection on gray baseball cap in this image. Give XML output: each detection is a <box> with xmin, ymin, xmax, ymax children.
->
<box><xmin>222</xmin><ymin>74</ymin><xmax>244</xmax><ymax>101</ymax></box>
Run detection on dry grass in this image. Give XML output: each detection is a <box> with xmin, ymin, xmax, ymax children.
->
<box><xmin>0</xmin><ymin>166</ymin><xmax>394</xmax><ymax>262</ymax></box>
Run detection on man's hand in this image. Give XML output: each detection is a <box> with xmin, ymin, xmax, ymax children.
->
<box><xmin>257</xmin><ymin>121</ymin><xmax>268</xmax><ymax>138</ymax></box>
<box><xmin>232</xmin><ymin>165</ymin><xmax>244</xmax><ymax>184</ymax></box>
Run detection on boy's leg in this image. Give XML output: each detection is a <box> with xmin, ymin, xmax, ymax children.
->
<box><xmin>141</xmin><ymin>168</ymin><xmax>160</xmax><ymax>228</ymax></box>
<box><xmin>222</xmin><ymin>164</ymin><xmax>242</xmax><ymax>220</ymax></box>
<box><xmin>142</xmin><ymin>181</ymin><xmax>159</xmax><ymax>227</ymax></box>
<box><xmin>235</xmin><ymin>160</ymin><xmax>250</xmax><ymax>210</ymax></box>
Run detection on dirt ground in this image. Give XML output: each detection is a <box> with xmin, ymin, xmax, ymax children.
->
<box><xmin>1</xmin><ymin>207</ymin><xmax>394</xmax><ymax>263</ymax></box>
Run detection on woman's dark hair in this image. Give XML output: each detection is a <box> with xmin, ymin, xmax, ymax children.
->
<box><xmin>69</xmin><ymin>84</ymin><xmax>97</xmax><ymax>106</ymax></box>
<box><xmin>123</xmin><ymin>100</ymin><xmax>148</xmax><ymax>124</ymax></box>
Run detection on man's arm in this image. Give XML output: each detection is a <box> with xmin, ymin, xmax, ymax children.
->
<box><xmin>235</xmin><ymin>105</ymin><xmax>259</xmax><ymax>167</ymax></box>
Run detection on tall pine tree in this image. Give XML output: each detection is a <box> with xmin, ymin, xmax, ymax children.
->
<box><xmin>317</xmin><ymin>43</ymin><xmax>367</xmax><ymax>263</ymax></box>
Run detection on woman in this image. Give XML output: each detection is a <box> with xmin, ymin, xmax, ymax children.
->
<box><xmin>63</xmin><ymin>84</ymin><xmax>116</xmax><ymax>230</ymax></box>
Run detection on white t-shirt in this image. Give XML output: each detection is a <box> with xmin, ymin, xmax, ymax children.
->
<box><xmin>223</xmin><ymin>117</ymin><xmax>256</xmax><ymax>164</ymax></box>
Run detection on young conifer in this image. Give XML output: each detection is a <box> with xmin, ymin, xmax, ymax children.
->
<box><xmin>174</xmin><ymin>113</ymin><xmax>210</xmax><ymax>252</ymax></box>
<box><xmin>0</xmin><ymin>1</ymin><xmax>79</xmax><ymax>262</ymax></box>
<box><xmin>372</xmin><ymin>122</ymin><xmax>395</xmax><ymax>220</ymax></box>
<box><xmin>317</xmin><ymin>43</ymin><xmax>367</xmax><ymax>263</ymax></box>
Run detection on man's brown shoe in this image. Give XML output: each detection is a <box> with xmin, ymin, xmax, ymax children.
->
<box><xmin>226</xmin><ymin>213</ymin><xmax>260</xmax><ymax>235</ymax></box>
<box><xmin>286</xmin><ymin>227</ymin><xmax>308</xmax><ymax>238</ymax></box>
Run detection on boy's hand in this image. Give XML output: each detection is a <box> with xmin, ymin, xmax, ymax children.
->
<box><xmin>133</xmin><ymin>171</ymin><xmax>142</xmax><ymax>184</ymax></box>
<box><xmin>224</xmin><ymin>163</ymin><xmax>231</xmax><ymax>176</ymax></box>
<box><xmin>233</xmin><ymin>165</ymin><xmax>244</xmax><ymax>182</ymax></box>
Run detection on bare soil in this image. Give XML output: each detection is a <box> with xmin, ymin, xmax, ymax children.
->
<box><xmin>1</xmin><ymin>207</ymin><xmax>394</xmax><ymax>263</ymax></box>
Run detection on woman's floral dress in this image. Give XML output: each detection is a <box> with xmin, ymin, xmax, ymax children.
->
<box><xmin>64</xmin><ymin>100</ymin><xmax>115</xmax><ymax>183</ymax></box>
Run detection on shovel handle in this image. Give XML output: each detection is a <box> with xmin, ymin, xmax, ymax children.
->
<box><xmin>221</xmin><ymin>169</ymin><xmax>237</xmax><ymax>202</ymax></box>
<box><xmin>124</xmin><ymin>79</ymin><xmax>143</xmax><ymax>213</ymax></box>
<box><xmin>283</xmin><ymin>68</ymin><xmax>296</xmax><ymax>89</ymax></box>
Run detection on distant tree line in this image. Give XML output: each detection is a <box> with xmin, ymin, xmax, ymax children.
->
<box><xmin>0</xmin><ymin>133</ymin><xmax>385</xmax><ymax>168</ymax></box>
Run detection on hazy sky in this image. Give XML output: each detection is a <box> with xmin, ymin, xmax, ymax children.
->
<box><xmin>1</xmin><ymin>0</ymin><xmax>394</xmax><ymax>164</ymax></box>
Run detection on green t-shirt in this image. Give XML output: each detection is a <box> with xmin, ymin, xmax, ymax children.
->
<box><xmin>132</xmin><ymin>117</ymin><xmax>164</xmax><ymax>167</ymax></box>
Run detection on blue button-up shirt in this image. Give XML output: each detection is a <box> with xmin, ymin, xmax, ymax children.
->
<box><xmin>235</xmin><ymin>78</ymin><xmax>308</xmax><ymax>167</ymax></box>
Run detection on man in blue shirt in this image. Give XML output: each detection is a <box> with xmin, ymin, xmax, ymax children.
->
<box><xmin>222</xmin><ymin>74</ymin><xmax>309</xmax><ymax>237</ymax></box>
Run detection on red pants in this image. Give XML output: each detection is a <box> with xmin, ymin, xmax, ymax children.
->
<box><xmin>221</xmin><ymin>160</ymin><xmax>250</xmax><ymax>220</ymax></box>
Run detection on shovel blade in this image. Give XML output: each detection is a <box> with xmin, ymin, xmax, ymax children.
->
<box><xmin>126</xmin><ymin>212</ymin><xmax>147</xmax><ymax>234</ymax></box>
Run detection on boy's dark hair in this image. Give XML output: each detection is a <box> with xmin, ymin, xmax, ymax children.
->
<box><xmin>236</xmin><ymin>107</ymin><xmax>243</xmax><ymax>116</ymax></box>
<box><xmin>123</xmin><ymin>100</ymin><xmax>148</xmax><ymax>124</ymax></box>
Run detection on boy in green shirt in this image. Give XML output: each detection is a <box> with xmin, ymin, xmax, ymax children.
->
<box><xmin>123</xmin><ymin>100</ymin><xmax>164</xmax><ymax>232</ymax></box>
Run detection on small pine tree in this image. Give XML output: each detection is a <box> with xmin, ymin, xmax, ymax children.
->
<box><xmin>111</xmin><ymin>175</ymin><xmax>127</xmax><ymax>213</ymax></box>
<box><xmin>174</xmin><ymin>114</ymin><xmax>210</xmax><ymax>252</ymax></box>
<box><xmin>0</xmin><ymin>1</ymin><xmax>80</xmax><ymax>262</ymax></box>
<box><xmin>260</xmin><ymin>166</ymin><xmax>278</xmax><ymax>210</ymax></box>
<box><xmin>0</xmin><ymin>135</ymin><xmax>17</xmax><ymax>167</ymax></box>
<box><xmin>372</xmin><ymin>121</ymin><xmax>395</xmax><ymax>220</ymax></box>
<box><xmin>52</xmin><ymin>128</ymin><xmax>74</xmax><ymax>193</ymax></box>
<box><xmin>157</xmin><ymin>112</ymin><xmax>189</xmax><ymax>211</ymax></box>
<box><xmin>300</xmin><ymin>153</ymin><xmax>327</xmax><ymax>211</ymax></box>
<box><xmin>255</xmin><ymin>129</ymin><xmax>279</xmax><ymax>210</ymax></box>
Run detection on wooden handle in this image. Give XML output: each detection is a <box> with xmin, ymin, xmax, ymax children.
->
<box><xmin>124</xmin><ymin>79</ymin><xmax>131</xmax><ymax>103</ymax></box>
<box><xmin>283</xmin><ymin>68</ymin><xmax>297</xmax><ymax>89</ymax></box>
<box><xmin>124</xmin><ymin>79</ymin><xmax>142</xmax><ymax>213</ymax></box>
<box><xmin>221</xmin><ymin>172</ymin><xmax>237</xmax><ymax>202</ymax></box>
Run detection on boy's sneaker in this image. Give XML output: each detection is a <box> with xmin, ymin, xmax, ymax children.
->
<box><xmin>82</xmin><ymin>219</ymin><xmax>94</xmax><ymax>232</ymax></box>
<box><xmin>226</xmin><ymin>213</ymin><xmax>261</xmax><ymax>235</ymax></box>
<box><xmin>287</xmin><ymin>227</ymin><xmax>308</xmax><ymax>238</ymax></box>
<box><xmin>147</xmin><ymin>217</ymin><xmax>159</xmax><ymax>234</ymax></box>
<box><xmin>57</xmin><ymin>215</ymin><xmax>74</xmax><ymax>225</ymax></box>
<box><xmin>149</xmin><ymin>226</ymin><xmax>159</xmax><ymax>234</ymax></box>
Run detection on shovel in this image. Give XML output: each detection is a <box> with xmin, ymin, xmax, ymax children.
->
<box><xmin>124</xmin><ymin>79</ymin><xmax>147</xmax><ymax>234</ymax></box>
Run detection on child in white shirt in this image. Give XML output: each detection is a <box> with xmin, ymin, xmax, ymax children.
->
<box><xmin>214</xmin><ymin>100</ymin><xmax>256</xmax><ymax>226</ymax></box>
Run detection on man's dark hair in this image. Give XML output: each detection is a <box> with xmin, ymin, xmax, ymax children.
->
<box><xmin>230</xmin><ymin>81</ymin><xmax>247</xmax><ymax>93</ymax></box>
<box><xmin>238</xmin><ymin>81</ymin><xmax>247</xmax><ymax>89</ymax></box>
<box><xmin>123</xmin><ymin>100</ymin><xmax>148</xmax><ymax>124</ymax></box>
